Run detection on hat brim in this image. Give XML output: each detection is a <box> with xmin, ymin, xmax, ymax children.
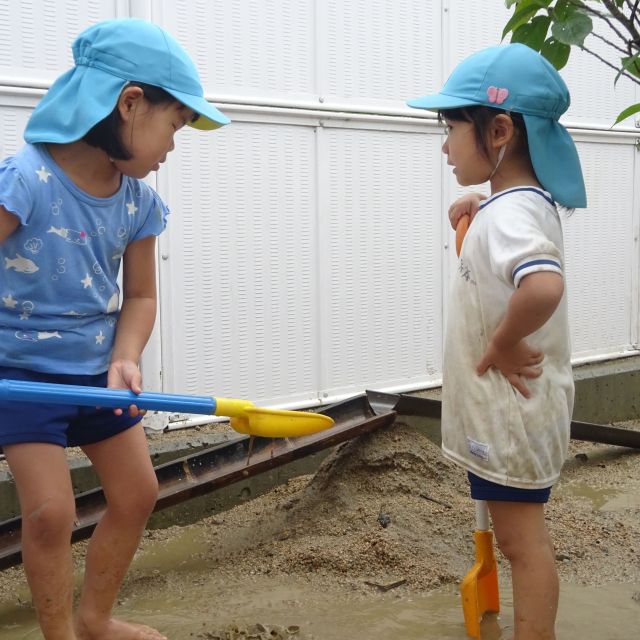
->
<box><xmin>406</xmin><ymin>92</ymin><xmax>481</xmax><ymax>112</ymax></box>
<box><xmin>523</xmin><ymin>114</ymin><xmax>586</xmax><ymax>209</ymax></box>
<box><xmin>164</xmin><ymin>87</ymin><xmax>230</xmax><ymax>130</ymax></box>
<box><xmin>25</xmin><ymin>64</ymin><xmax>229</xmax><ymax>144</ymax></box>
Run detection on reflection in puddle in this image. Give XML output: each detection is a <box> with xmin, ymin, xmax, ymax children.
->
<box><xmin>556</xmin><ymin>479</ymin><xmax>640</xmax><ymax>515</ymax></box>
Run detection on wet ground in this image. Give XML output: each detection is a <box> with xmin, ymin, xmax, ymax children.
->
<box><xmin>0</xmin><ymin>420</ymin><xmax>639</xmax><ymax>638</ymax></box>
<box><xmin>1</xmin><ymin>574</ymin><xmax>639</xmax><ymax>639</ymax></box>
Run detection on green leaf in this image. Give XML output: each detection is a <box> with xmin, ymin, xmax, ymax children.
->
<box><xmin>502</xmin><ymin>1</ymin><xmax>546</xmax><ymax>39</ymax></box>
<box><xmin>540</xmin><ymin>37</ymin><xmax>571</xmax><ymax>69</ymax></box>
<box><xmin>511</xmin><ymin>15</ymin><xmax>552</xmax><ymax>50</ymax></box>
<box><xmin>551</xmin><ymin>11</ymin><xmax>593</xmax><ymax>46</ymax></box>
<box><xmin>613</xmin><ymin>102</ymin><xmax>640</xmax><ymax>126</ymax></box>
<box><xmin>552</xmin><ymin>0</ymin><xmax>581</xmax><ymax>22</ymax></box>
<box><xmin>505</xmin><ymin>0</ymin><xmax>551</xmax><ymax>7</ymax></box>
<box><xmin>620</xmin><ymin>54</ymin><xmax>640</xmax><ymax>80</ymax></box>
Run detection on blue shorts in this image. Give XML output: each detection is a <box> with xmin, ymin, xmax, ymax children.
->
<box><xmin>468</xmin><ymin>472</ymin><xmax>552</xmax><ymax>503</ymax></box>
<box><xmin>0</xmin><ymin>366</ymin><xmax>142</xmax><ymax>449</ymax></box>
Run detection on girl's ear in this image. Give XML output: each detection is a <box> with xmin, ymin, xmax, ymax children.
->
<box><xmin>117</xmin><ymin>85</ymin><xmax>145</xmax><ymax>122</ymax></box>
<box><xmin>490</xmin><ymin>113</ymin><xmax>515</xmax><ymax>149</ymax></box>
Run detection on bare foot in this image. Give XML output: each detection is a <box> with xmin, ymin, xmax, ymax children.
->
<box><xmin>75</xmin><ymin>617</ymin><xmax>167</xmax><ymax>640</ymax></box>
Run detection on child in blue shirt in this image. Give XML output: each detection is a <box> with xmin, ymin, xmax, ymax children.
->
<box><xmin>0</xmin><ymin>18</ymin><xmax>229</xmax><ymax>640</ymax></box>
<box><xmin>408</xmin><ymin>44</ymin><xmax>586</xmax><ymax>639</ymax></box>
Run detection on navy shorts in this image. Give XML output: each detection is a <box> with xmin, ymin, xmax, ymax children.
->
<box><xmin>468</xmin><ymin>472</ymin><xmax>552</xmax><ymax>503</ymax></box>
<box><xmin>0</xmin><ymin>366</ymin><xmax>142</xmax><ymax>449</ymax></box>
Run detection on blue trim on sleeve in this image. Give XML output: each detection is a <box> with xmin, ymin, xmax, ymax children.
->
<box><xmin>480</xmin><ymin>187</ymin><xmax>555</xmax><ymax>210</ymax></box>
<box><xmin>512</xmin><ymin>259</ymin><xmax>561</xmax><ymax>280</ymax></box>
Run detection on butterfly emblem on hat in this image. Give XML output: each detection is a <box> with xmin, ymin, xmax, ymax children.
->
<box><xmin>487</xmin><ymin>86</ymin><xmax>509</xmax><ymax>105</ymax></box>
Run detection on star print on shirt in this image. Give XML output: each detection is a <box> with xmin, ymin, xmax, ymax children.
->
<box><xmin>36</xmin><ymin>166</ymin><xmax>52</xmax><ymax>182</ymax></box>
<box><xmin>126</xmin><ymin>201</ymin><xmax>138</xmax><ymax>215</ymax></box>
<box><xmin>2</xmin><ymin>294</ymin><xmax>17</xmax><ymax>309</ymax></box>
<box><xmin>81</xmin><ymin>274</ymin><xmax>93</xmax><ymax>288</ymax></box>
<box><xmin>95</xmin><ymin>330</ymin><xmax>105</xmax><ymax>345</ymax></box>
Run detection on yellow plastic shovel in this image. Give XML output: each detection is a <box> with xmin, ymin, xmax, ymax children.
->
<box><xmin>460</xmin><ymin>501</ymin><xmax>500</xmax><ymax>637</ymax></box>
<box><xmin>0</xmin><ymin>378</ymin><xmax>334</xmax><ymax>438</ymax></box>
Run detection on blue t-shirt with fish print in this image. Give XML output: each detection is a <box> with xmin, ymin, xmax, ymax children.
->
<box><xmin>0</xmin><ymin>144</ymin><xmax>169</xmax><ymax>374</ymax></box>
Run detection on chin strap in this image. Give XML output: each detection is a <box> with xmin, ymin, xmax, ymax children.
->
<box><xmin>488</xmin><ymin>144</ymin><xmax>506</xmax><ymax>180</ymax></box>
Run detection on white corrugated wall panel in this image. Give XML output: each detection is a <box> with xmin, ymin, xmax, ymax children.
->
<box><xmin>0</xmin><ymin>102</ymin><xmax>33</xmax><ymax>158</ymax></box>
<box><xmin>0</xmin><ymin>1</ymin><xmax>123</xmax><ymax>85</ymax></box>
<box><xmin>318</xmin><ymin>122</ymin><xmax>443</xmax><ymax>396</ymax></box>
<box><xmin>155</xmin><ymin>0</ymin><xmax>316</xmax><ymax>101</ymax></box>
<box><xmin>564</xmin><ymin>137</ymin><xmax>638</xmax><ymax>358</ymax></box>
<box><xmin>157</xmin><ymin>118</ymin><xmax>319</xmax><ymax>406</ymax></box>
<box><xmin>319</xmin><ymin>0</ymin><xmax>441</xmax><ymax>106</ymax></box>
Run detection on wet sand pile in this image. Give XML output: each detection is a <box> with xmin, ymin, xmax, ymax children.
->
<box><xmin>130</xmin><ymin>419</ymin><xmax>640</xmax><ymax>593</ymax></box>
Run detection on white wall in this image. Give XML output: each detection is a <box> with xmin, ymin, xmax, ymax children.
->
<box><xmin>1</xmin><ymin>1</ymin><xmax>638</xmax><ymax>426</ymax></box>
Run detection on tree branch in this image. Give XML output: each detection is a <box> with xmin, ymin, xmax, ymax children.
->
<box><xmin>590</xmin><ymin>29</ymin><xmax>631</xmax><ymax>55</ymax></box>
<box><xmin>575</xmin><ymin>1</ymin><xmax>636</xmax><ymax>46</ymax></box>
<box><xmin>602</xmin><ymin>0</ymin><xmax>640</xmax><ymax>44</ymax></box>
<box><xmin>580</xmin><ymin>43</ymin><xmax>640</xmax><ymax>86</ymax></box>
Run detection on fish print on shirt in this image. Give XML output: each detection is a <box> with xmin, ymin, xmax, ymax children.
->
<box><xmin>47</xmin><ymin>226</ymin><xmax>89</xmax><ymax>245</ymax></box>
<box><xmin>5</xmin><ymin>254</ymin><xmax>39</xmax><ymax>273</ymax></box>
<box><xmin>15</xmin><ymin>330</ymin><xmax>62</xmax><ymax>342</ymax></box>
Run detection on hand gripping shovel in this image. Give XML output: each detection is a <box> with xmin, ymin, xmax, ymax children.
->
<box><xmin>0</xmin><ymin>378</ymin><xmax>334</xmax><ymax>438</ymax></box>
<box><xmin>460</xmin><ymin>500</ymin><xmax>500</xmax><ymax>638</ymax></box>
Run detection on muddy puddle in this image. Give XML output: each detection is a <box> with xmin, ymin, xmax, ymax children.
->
<box><xmin>1</xmin><ymin>577</ymin><xmax>639</xmax><ymax>639</ymax></box>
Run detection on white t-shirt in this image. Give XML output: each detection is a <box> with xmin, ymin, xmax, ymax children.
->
<box><xmin>441</xmin><ymin>186</ymin><xmax>574</xmax><ymax>489</ymax></box>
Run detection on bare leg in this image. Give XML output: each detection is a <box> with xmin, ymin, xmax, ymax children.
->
<box><xmin>74</xmin><ymin>425</ymin><xmax>165</xmax><ymax>640</ymax></box>
<box><xmin>4</xmin><ymin>443</ymin><xmax>78</xmax><ymax>640</ymax></box>
<box><xmin>489</xmin><ymin>500</ymin><xmax>558</xmax><ymax>640</ymax></box>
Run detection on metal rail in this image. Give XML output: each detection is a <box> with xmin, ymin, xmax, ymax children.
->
<box><xmin>0</xmin><ymin>394</ymin><xmax>395</xmax><ymax>570</ymax></box>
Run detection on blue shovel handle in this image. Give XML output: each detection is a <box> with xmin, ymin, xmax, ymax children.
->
<box><xmin>0</xmin><ymin>379</ymin><xmax>216</xmax><ymax>415</ymax></box>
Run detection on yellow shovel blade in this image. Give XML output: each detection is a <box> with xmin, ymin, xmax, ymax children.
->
<box><xmin>461</xmin><ymin>529</ymin><xmax>500</xmax><ymax>638</ymax></box>
<box><xmin>214</xmin><ymin>398</ymin><xmax>334</xmax><ymax>438</ymax></box>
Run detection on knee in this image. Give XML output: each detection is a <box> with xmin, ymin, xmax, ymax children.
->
<box><xmin>495</xmin><ymin>530</ymin><xmax>553</xmax><ymax>564</ymax></box>
<box><xmin>23</xmin><ymin>495</ymin><xmax>76</xmax><ymax>544</ymax></box>
<box><xmin>109</xmin><ymin>473</ymin><xmax>158</xmax><ymax>520</ymax></box>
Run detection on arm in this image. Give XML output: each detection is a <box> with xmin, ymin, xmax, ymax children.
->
<box><xmin>476</xmin><ymin>271</ymin><xmax>564</xmax><ymax>398</ymax></box>
<box><xmin>448</xmin><ymin>192</ymin><xmax>487</xmax><ymax>229</ymax></box>
<box><xmin>108</xmin><ymin>235</ymin><xmax>158</xmax><ymax>415</ymax></box>
<box><xmin>0</xmin><ymin>205</ymin><xmax>20</xmax><ymax>243</ymax></box>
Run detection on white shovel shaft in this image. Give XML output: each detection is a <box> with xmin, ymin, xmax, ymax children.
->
<box><xmin>475</xmin><ymin>499</ymin><xmax>490</xmax><ymax>531</ymax></box>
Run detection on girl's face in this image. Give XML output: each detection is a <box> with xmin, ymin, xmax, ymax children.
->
<box><xmin>441</xmin><ymin>118</ymin><xmax>492</xmax><ymax>186</ymax></box>
<box><xmin>116</xmin><ymin>99</ymin><xmax>196</xmax><ymax>179</ymax></box>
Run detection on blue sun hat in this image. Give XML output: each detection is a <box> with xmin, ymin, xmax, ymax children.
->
<box><xmin>407</xmin><ymin>43</ymin><xmax>586</xmax><ymax>208</ymax></box>
<box><xmin>25</xmin><ymin>17</ymin><xmax>230</xmax><ymax>144</ymax></box>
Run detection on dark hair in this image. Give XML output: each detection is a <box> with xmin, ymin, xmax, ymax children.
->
<box><xmin>83</xmin><ymin>82</ymin><xmax>178</xmax><ymax>160</ymax></box>
<box><xmin>438</xmin><ymin>105</ymin><xmax>529</xmax><ymax>160</ymax></box>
